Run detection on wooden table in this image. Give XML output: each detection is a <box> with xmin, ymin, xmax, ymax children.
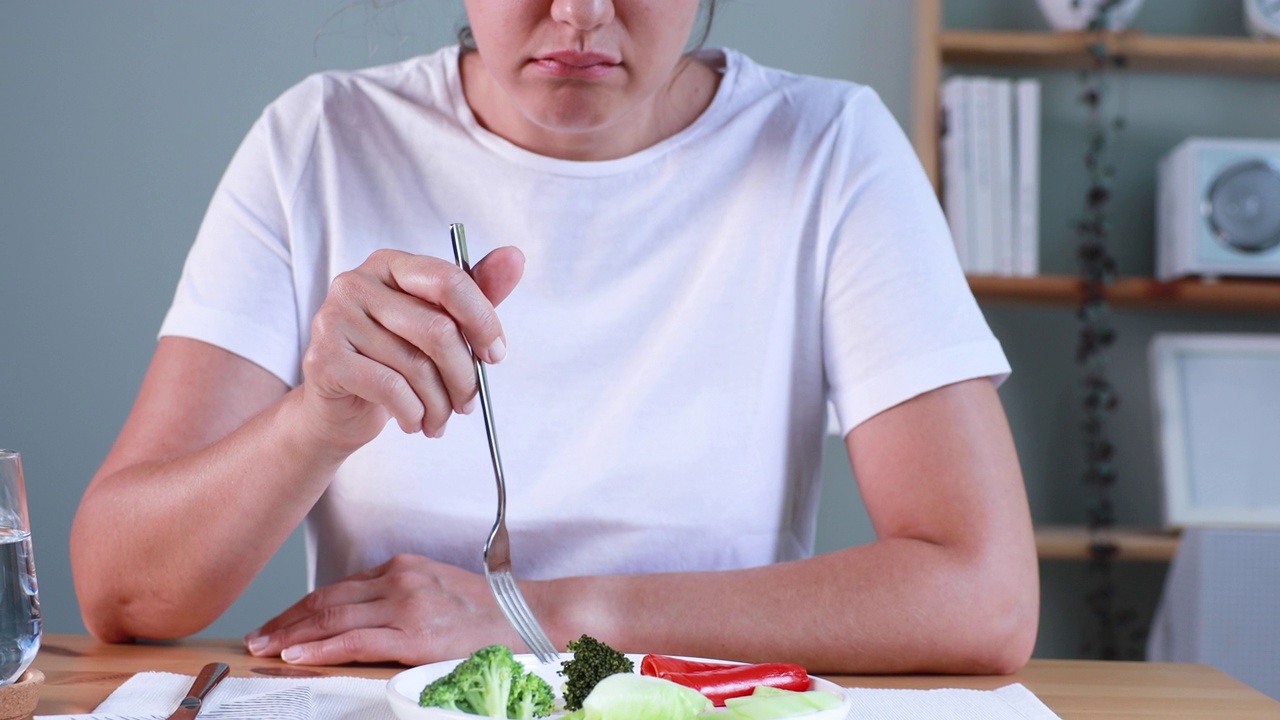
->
<box><xmin>30</xmin><ymin>634</ymin><xmax>1280</xmax><ymax>718</ymax></box>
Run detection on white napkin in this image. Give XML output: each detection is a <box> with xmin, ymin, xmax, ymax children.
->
<box><xmin>35</xmin><ymin>670</ymin><xmax>395</xmax><ymax>720</ymax></box>
<box><xmin>841</xmin><ymin>683</ymin><xmax>1062</xmax><ymax>720</ymax></box>
<box><xmin>35</xmin><ymin>673</ymin><xmax>1061</xmax><ymax>720</ymax></box>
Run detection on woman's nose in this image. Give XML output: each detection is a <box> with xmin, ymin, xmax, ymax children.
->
<box><xmin>549</xmin><ymin>0</ymin><xmax>616</xmax><ymax>31</ymax></box>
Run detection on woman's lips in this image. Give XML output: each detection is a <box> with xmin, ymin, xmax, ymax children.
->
<box><xmin>531</xmin><ymin>51</ymin><xmax>619</xmax><ymax>79</ymax></box>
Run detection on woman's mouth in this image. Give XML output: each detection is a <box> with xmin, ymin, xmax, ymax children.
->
<box><xmin>531</xmin><ymin>51</ymin><xmax>620</xmax><ymax>79</ymax></box>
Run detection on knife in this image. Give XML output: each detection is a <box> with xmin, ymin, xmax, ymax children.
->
<box><xmin>165</xmin><ymin>662</ymin><xmax>230</xmax><ymax>720</ymax></box>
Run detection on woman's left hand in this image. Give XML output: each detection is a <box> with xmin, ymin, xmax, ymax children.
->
<box><xmin>243</xmin><ymin>554</ymin><xmax>528</xmax><ymax>665</ymax></box>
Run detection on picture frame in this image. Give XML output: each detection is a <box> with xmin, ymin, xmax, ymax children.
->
<box><xmin>1150</xmin><ymin>333</ymin><xmax>1280</xmax><ymax>529</ymax></box>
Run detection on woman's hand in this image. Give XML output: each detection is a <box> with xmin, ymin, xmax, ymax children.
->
<box><xmin>300</xmin><ymin>246</ymin><xmax>525</xmax><ymax>455</ymax></box>
<box><xmin>243</xmin><ymin>554</ymin><xmax>527</xmax><ymax>665</ymax></box>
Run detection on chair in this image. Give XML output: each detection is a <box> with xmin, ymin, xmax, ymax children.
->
<box><xmin>1147</xmin><ymin>527</ymin><xmax>1280</xmax><ymax>700</ymax></box>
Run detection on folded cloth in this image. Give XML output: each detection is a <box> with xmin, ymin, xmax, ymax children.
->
<box><xmin>36</xmin><ymin>670</ymin><xmax>395</xmax><ymax>720</ymax></box>
<box><xmin>842</xmin><ymin>683</ymin><xmax>1062</xmax><ymax>720</ymax></box>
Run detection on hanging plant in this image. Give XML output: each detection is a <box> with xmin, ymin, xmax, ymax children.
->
<box><xmin>1072</xmin><ymin>0</ymin><xmax>1142</xmax><ymax>661</ymax></box>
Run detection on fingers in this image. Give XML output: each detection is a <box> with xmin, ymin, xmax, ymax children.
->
<box><xmin>347</xmin><ymin>281</ymin><xmax>478</xmax><ymax>419</ymax></box>
<box><xmin>304</xmin><ymin>247</ymin><xmax>524</xmax><ymax>439</ymax></box>
<box><xmin>380</xmin><ymin>248</ymin><xmax>519</xmax><ymax>365</ymax></box>
<box><xmin>244</xmin><ymin>555</ymin><xmax>502</xmax><ymax>666</ymax></box>
<box><xmin>276</xmin><ymin>627</ymin><xmax>411</xmax><ymax>665</ymax></box>
<box><xmin>248</xmin><ymin>575</ymin><xmax>382</xmax><ymax>643</ymax></box>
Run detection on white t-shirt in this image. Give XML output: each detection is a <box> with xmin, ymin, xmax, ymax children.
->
<box><xmin>160</xmin><ymin>46</ymin><xmax>1010</xmax><ymax>590</ymax></box>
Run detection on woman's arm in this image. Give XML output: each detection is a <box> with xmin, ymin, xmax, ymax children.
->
<box><xmin>563</xmin><ymin>377</ymin><xmax>1039</xmax><ymax>674</ymax></box>
<box><xmin>245</xmin><ymin>377</ymin><xmax>1038</xmax><ymax>674</ymax></box>
<box><xmin>71</xmin><ymin>337</ymin><xmax>324</xmax><ymax>640</ymax></box>
<box><xmin>71</xmin><ymin>247</ymin><xmax>524</xmax><ymax>642</ymax></box>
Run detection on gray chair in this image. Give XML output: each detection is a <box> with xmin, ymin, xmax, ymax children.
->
<box><xmin>1147</xmin><ymin>527</ymin><xmax>1280</xmax><ymax>700</ymax></box>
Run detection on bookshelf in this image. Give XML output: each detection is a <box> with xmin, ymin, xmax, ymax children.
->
<box><xmin>913</xmin><ymin>0</ymin><xmax>1280</xmax><ymax>563</ymax></box>
<box><xmin>1035</xmin><ymin>526</ymin><xmax>1179</xmax><ymax>562</ymax></box>
<box><xmin>968</xmin><ymin>274</ymin><xmax>1280</xmax><ymax>313</ymax></box>
<box><xmin>913</xmin><ymin>5</ymin><xmax>1280</xmax><ymax>197</ymax></box>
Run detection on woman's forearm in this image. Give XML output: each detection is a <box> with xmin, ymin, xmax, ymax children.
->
<box><xmin>71</xmin><ymin>387</ymin><xmax>345</xmax><ymax>641</ymax></box>
<box><xmin>539</xmin><ymin>380</ymin><xmax>1039</xmax><ymax>675</ymax></box>
<box><xmin>539</xmin><ymin>535</ymin><xmax>1038</xmax><ymax>675</ymax></box>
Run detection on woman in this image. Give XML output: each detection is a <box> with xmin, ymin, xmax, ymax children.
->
<box><xmin>71</xmin><ymin>0</ymin><xmax>1038</xmax><ymax>674</ymax></box>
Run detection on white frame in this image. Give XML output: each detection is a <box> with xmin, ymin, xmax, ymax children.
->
<box><xmin>1151</xmin><ymin>333</ymin><xmax>1280</xmax><ymax>529</ymax></box>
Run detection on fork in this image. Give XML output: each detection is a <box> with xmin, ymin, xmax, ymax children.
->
<box><xmin>449</xmin><ymin>223</ymin><xmax>560</xmax><ymax>665</ymax></box>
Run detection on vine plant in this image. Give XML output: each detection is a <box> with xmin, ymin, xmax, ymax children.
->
<box><xmin>1072</xmin><ymin>0</ymin><xmax>1141</xmax><ymax>660</ymax></box>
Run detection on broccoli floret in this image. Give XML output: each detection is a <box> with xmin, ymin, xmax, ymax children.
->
<box><xmin>452</xmin><ymin>645</ymin><xmax>523</xmax><ymax>718</ymax></box>
<box><xmin>420</xmin><ymin>674</ymin><xmax>473</xmax><ymax>714</ymax></box>
<box><xmin>420</xmin><ymin>644</ymin><xmax>555</xmax><ymax>719</ymax></box>
<box><xmin>508</xmin><ymin>668</ymin><xmax>556</xmax><ymax>719</ymax></box>
<box><xmin>559</xmin><ymin>635</ymin><xmax>634</xmax><ymax>712</ymax></box>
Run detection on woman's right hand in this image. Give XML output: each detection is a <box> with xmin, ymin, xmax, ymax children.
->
<box><xmin>299</xmin><ymin>246</ymin><xmax>525</xmax><ymax>454</ymax></box>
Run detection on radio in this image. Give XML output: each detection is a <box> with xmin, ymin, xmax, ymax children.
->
<box><xmin>1156</xmin><ymin>137</ymin><xmax>1280</xmax><ymax>280</ymax></box>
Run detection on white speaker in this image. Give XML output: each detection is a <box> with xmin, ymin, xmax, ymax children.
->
<box><xmin>1156</xmin><ymin>137</ymin><xmax>1280</xmax><ymax>281</ymax></box>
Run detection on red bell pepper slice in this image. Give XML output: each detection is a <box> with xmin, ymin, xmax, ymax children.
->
<box><xmin>640</xmin><ymin>655</ymin><xmax>740</xmax><ymax>676</ymax></box>
<box><xmin>639</xmin><ymin>654</ymin><xmax>811</xmax><ymax>706</ymax></box>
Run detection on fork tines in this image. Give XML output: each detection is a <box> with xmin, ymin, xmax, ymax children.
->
<box><xmin>487</xmin><ymin>569</ymin><xmax>559</xmax><ymax>664</ymax></box>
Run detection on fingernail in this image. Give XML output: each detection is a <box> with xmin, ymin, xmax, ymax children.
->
<box><xmin>281</xmin><ymin>646</ymin><xmax>303</xmax><ymax>663</ymax></box>
<box><xmin>246</xmin><ymin>635</ymin><xmax>269</xmax><ymax>655</ymax></box>
<box><xmin>487</xmin><ymin>337</ymin><xmax>507</xmax><ymax>363</ymax></box>
<box><xmin>428</xmin><ymin>423</ymin><xmax>446</xmax><ymax>439</ymax></box>
<box><xmin>461</xmin><ymin>396</ymin><xmax>478</xmax><ymax>415</ymax></box>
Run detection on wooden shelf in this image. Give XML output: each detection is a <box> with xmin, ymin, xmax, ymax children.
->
<box><xmin>1036</xmin><ymin>525</ymin><xmax>1180</xmax><ymax>562</ymax></box>
<box><xmin>968</xmin><ymin>274</ymin><xmax>1280</xmax><ymax>313</ymax></box>
<box><xmin>940</xmin><ymin>30</ymin><xmax>1280</xmax><ymax>77</ymax></box>
<box><xmin>910</xmin><ymin>5</ymin><xmax>1280</xmax><ymax>187</ymax></box>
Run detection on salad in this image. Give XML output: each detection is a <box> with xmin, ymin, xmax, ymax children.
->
<box><xmin>417</xmin><ymin>636</ymin><xmax>844</xmax><ymax>720</ymax></box>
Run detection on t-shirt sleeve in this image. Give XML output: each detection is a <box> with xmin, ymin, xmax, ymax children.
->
<box><xmin>157</xmin><ymin>79</ymin><xmax>321</xmax><ymax>388</ymax></box>
<box><xmin>821</xmin><ymin>88</ymin><xmax>1010</xmax><ymax>438</ymax></box>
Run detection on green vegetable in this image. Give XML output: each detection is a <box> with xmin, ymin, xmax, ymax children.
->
<box><xmin>580</xmin><ymin>673</ymin><xmax>713</xmax><ymax>720</ymax></box>
<box><xmin>420</xmin><ymin>678</ymin><xmax>471</xmax><ymax>714</ymax></box>
<box><xmin>560</xmin><ymin>635</ymin><xmax>635</xmax><ymax>711</ymax></box>
<box><xmin>419</xmin><ymin>644</ymin><xmax>556</xmax><ymax>719</ymax></box>
<box><xmin>721</xmin><ymin>687</ymin><xmax>842</xmax><ymax>720</ymax></box>
<box><xmin>509</xmin><ymin>666</ymin><xmax>558</xmax><ymax>720</ymax></box>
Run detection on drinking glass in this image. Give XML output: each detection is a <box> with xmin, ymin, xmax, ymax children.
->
<box><xmin>0</xmin><ymin>450</ymin><xmax>40</xmax><ymax>685</ymax></box>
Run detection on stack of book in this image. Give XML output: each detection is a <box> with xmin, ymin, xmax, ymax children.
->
<box><xmin>940</xmin><ymin>75</ymin><xmax>1042</xmax><ymax>277</ymax></box>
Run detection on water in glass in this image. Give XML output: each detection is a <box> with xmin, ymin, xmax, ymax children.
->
<box><xmin>0</xmin><ymin>451</ymin><xmax>40</xmax><ymax>685</ymax></box>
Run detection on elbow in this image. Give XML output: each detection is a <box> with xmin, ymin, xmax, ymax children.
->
<box><xmin>77</xmin><ymin>582</ymin><xmax>218</xmax><ymax>643</ymax></box>
<box><xmin>71</xmin><ymin>521</ymin><xmax>135</xmax><ymax>643</ymax></box>
<box><xmin>73</xmin><ymin>560</ymin><xmax>141</xmax><ymax>644</ymax></box>
<box><xmin>71</xmin><ymin>526</ymin><xmax>217</xmax><ymax>643</ymax></box>
<box><xmin>75</xmin><ymin>565</ymin><xmax>221</xmax><ymax>642</ymax></box>
<box><xmin>955</xmin><ymin>561</ymin><xmax>1040</xmax><ymax>675</ymax></box>
<box><xmin>80</xmin><ymin>605</ymin><xmax>137</xmax><ymax>645</ymax></box>
<box><xmin>964</xmin><ymin>594</ymin><xmax>1038</xmax><ymax>675</ymax></box>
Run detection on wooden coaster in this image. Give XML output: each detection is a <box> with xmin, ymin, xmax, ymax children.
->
<box><xmin>0</xmin><ymin>669</ymin><xmax>44</xmax><ymax>720</ymax></box>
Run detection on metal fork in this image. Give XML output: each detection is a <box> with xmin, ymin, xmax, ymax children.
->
<box><xmin>449</xmin><ymin>223</ymin><xmax>560</xmax><ymax>665</ymax></box>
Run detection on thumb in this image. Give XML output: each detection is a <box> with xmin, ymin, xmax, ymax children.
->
<box><xmin>471</xmin><ymin>246</ymin><xmax>525</xmax><ymax>307</ymax></box>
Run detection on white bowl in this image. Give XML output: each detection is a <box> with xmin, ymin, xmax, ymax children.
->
<box><xmin>386</xmin><ymin>653</ymin><xmax>852</xmax><ymax>720</ymax></box>
<box><xmin>1035</xmin><ymin>0</ymin><xmax>1145</xmax><ymax>31</ymax></box>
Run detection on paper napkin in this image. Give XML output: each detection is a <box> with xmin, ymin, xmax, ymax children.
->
<box><xmin>35</xmin><ymin>670</ymin><xmax>396</xmax><ymax>720</ymax></box>
<box><xmin>35</xmin><ymin>672</ymin><xmax>1062</xmax><ymax>720</ymax></box>
<box><xmin>841</xmin><ymin>683</ymin><xmax>1062</xmax><ymax>720</ymax></box>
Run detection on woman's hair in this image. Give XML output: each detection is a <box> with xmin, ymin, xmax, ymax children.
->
<box><xmin>457</xmin><ymin>0</ymin><xmax>718</xmax><ymax>55</ymax></box>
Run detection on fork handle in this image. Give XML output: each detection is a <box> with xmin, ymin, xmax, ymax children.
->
<box><xmin>449</xmin><ymin>224</ymin><xmax>509</xmax><ymax>535</ymax></box>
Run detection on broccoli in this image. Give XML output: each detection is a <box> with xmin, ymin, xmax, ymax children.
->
<box><xmin>509</xmin><ymin>666</ymin><xmax>557</xmax><ymax>720</ymax></box>
<box><xmin>420</xmin><ymin>675</ymin><xmax>472</xmax><ymax>714</ymax></box>
<box><xmin>419</xmin><ymin>644</ymin><xmax>556</xmax><ymax>719</ymax></box>
<box><xmin>559</xmin><ymin>635</ymin><xmax>634</xmax><ymax>712</ymax></box>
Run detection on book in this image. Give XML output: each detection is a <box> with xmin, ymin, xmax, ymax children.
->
<box><xmin>1014</xmin><ymin>78</ymin><xmax>1041</xmax><ymax>277</ymax></box>
<box><xmin>966</xmin><ymin>76</ymin><xmax>997</xmax><ymax>275</ymax></box>
<box><xmin>940</xmin><ymin>76</ymin><xmax>971</xmax><ymax>271</ymax></box>
<box><xmin>991</xmin><ymin>79</ymin><xmax>1016</xmax><ymax>276</ymax></box>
